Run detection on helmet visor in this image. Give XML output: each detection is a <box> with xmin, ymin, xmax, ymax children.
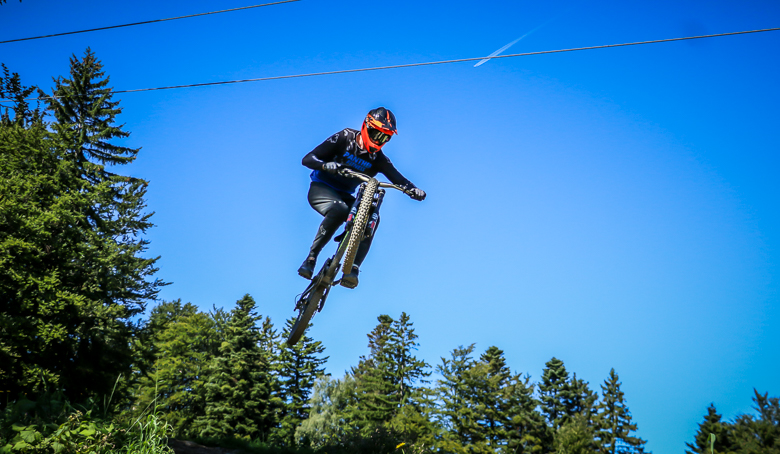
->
<box><xmin>367</xmin><ymin>126</ymin><xmax>392</xmax><ymax>145</ymax></box>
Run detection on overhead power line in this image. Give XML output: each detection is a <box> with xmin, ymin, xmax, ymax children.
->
<box><xmin>5</xmin><ymin>26</ymin><xmax>779</xmax><ymax>102</ymax></box>
<box><xmin>108</xmin><ymin>27</ymin><xmax>780</xmax><ymax>94</ymax></box>
<box><xmin>0</xmin><ymin>0</ymin><xmax>300</xmax><ymax>45</ymax></box>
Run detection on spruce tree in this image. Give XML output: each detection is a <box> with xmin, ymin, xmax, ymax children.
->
<box><xmin>48</xmin><ymin>48</ymin><xmax>138</xmax><ymax>178</ymax></box>
<box><xmin>729</xmin><ymin>390</ymin><xmax>780</xmax><ymax>454</ymax></box>
<box><xmin>273</xmin><ymin>317</ymin><xmax>329</xmax><ymax>446</ymax></box>
<box><xmin>435</xmin><ymin>345</ymin><xmax>544</xmax><ymax>454</ymax></box>
<box><xmin>131</xmin><ymin>300</ymin><xmax>219</xmax><ymax>435</ymax></box>
<box><xmin>685</xmin><ymin>404</ymin><xmax>732</xmax><ymax>454</ymax></box>
<box><xmin>594</xmin><ymin>369</ymin><xmax>646</xmax><ymax>454</ymax></box>
<box><xmin>0</xmin><ymin>72</ymin><xmax>53</xmax><ymax>396</ymax></box>
<box><xmin>388</xmin><ymin>313</ymin><xmax>430</xmax><ymax>405</ymax></box>
<box><xmin>565</xmin><ymin>373</ymin><xmax>598</xmax><ymax>422</ymax></box>
<box><xmin>349</xmin><ymin>313</ymin><xmax>431</xmax><ymax>435</ymax></box>
<box><xmin>539</xmin><ymin>357</ymin><xmax>572</xmax><ymax>430</ymax></box>
<box><xmin>0</xmin><ymin>55</ymin><xmax>162</xmax><ymax>403</ymax></box>
<box><xmin>193</xmin><ymin>295</ymin><xmax>279</xmax><ymax>441</ymax></box>
<box><xmin>435</xmin><ymin>344</ymin><xmax>480</xmax><ymax>454</ymax></box>
<box><xmin>554</xmin><ymin>412</ymin><xmax>598</xmax><ymax>454</ymax></box>
<box><xmin>350</xmin><ymin>314</ymin><xmax>396</xmax><ymax>431</ymax></box>
<box><xmin>475</xmin><ymin>346</ymin><xmax>541</xmax><ymax>453</ymax></box>
<box><xmin>385</xmin><ymin>313</ymin><xmax>435</xmax><ymax>448</ymax></box>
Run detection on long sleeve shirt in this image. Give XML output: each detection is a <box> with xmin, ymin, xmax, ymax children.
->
<box><xmin>302</xmin><ymin>128</ymin><xmax>415</xmax><ymax>194</ymax></box>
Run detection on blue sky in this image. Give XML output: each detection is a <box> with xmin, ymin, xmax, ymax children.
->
<box><xmin>2</xmin><ymin>0</ymin><xmax>779</xmax><ymax>451</ymax></box>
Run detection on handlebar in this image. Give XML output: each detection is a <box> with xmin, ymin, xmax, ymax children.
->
<box><xmin>338</xmin><ymin>167</ymin><xmax>414</xmax><ymax>196</ymax></box>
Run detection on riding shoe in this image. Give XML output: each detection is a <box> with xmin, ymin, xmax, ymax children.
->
<box><xmin>298</xmin><ymin>256</ymin><xmax>316</xmax><ymax>280</ymax></box>
<box><xmin>340</xmin><ymin>265</ymin><xmax>359</xmax><ymax>289</ymax></box>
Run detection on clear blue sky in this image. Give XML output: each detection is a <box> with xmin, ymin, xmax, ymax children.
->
<box><xmin>2</xmin><ymin>0</ymin><xmax>779</xmax><ymax>452</ymax></box>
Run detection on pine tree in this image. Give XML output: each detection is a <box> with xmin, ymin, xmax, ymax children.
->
<box><xmin>131</xmin><ymin>300</ymin><xmax>218</xmax><ymax>435</ymax></box>
<box><xmin>48</xmin><ymin>49</ymin><xmax>138</xmax><ymax>178</ymax></box>
<box><xmin>0</xmin><ymin>72</ymin><xmax>53</xmax><ymax>395</ymax></box>
<box><xmin>477</xmin><ymin>346</ymin><xmax>516</xmax><ymax>451</ymax></box>
<box><xmin>384</xmin><ymin>313</ymin><xmax>435</xmax><ymax>448</ymax></box>
<box><xmin>594</xmin><ymin>369</ymin><xmax>646</xmax><ymax>454</ymax></box>
<box><xmin>435</xmin><ymin>345</ymin><xmax>544</xmax><ymax>454</ymax></box>
<box><xmin>565</xmin><ymin>373</ymin><xmax>598</xmax><ymax>424</ymax></box>
<box><xmin>349</xmin><ymin>313</ymin><xmax>431</xmax><ymax>436</ymax></box>
<box><xmin>729</xmin><ymin>390</ymin><xmax>780</xmax><ymax>454</ymax></box>
<box><xmin>539</xmin><ymin>358</ymin><xmax>572</xmax><ymax>431</ymax></box>
<box><xmin>0</xmin><ymin>55</ymin><xmax>162</xmax><ymax>403</ymax></box>
<box><xmin>435</xmin><ymin>344</ymin><xmax>480</xmax><ymax>454</ymax></box>
<box><xmin>273</xmin><ymin>317</ymin><xmax>329</xmax><ymax>446</ymax></box>
<box><xmin>0</xmin><ymin>64</ymin><xmax>43</xmax><ymax>126</ymax></box>
<box><xmin>192</xmin><ymin>295</ymin><xmax>279</xmax><ymax>441</ymax></box>
<box><xmin>350</xmin><ymin>314</ymin><xmax>396</xmax><ymax>431</ymax></box>
<box><xmin>554</xmin><ymin>413</ymin><xmax>598</xmax><ymax>454</ymax></box>
<box><xmin>685</xmin><ymin>404</ymin><xmax>732</xmax><ymax>454</ymax></box>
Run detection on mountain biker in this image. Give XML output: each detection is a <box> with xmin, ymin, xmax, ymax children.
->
<box><xmin>298</xmin><ymin>107</ymin><xmax>426</xmax><ymax>289</ymax></box>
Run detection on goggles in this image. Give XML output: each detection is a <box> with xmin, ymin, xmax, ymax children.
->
<box><xmin>367</xmin><ymin>126</ymin><xmax>393</xmax><ymax>145</ymax></box>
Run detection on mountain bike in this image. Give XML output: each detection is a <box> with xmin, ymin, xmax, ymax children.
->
<box><xmin>286</xmin><ymin>168</ymin><xmax>415</xmax><ymax>346</ymax></box>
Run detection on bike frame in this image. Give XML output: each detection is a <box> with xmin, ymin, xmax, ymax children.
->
<box><xmin>287</xmin><ymin>168</ymin><xmax>413</xmax><ymax>345</ymax></box>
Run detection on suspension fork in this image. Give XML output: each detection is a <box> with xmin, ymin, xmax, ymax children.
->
<box><xmin>345</xmin><ymin>183</ymin><xmax>367</xmax><ymax>228</ymax></box>
<box><xmin>365</xmin><ymin>188</ymin><xmax>385</xmax><ymax>239</ymax></box>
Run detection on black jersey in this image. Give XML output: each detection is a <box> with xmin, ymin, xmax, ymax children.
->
<box><xmin>302</xmin><ymin>128</ymin><xmax>414</xmax><ymax>194</ymax></box>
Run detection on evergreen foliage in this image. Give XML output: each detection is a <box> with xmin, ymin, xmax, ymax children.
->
<box><xmin>436</xmin><ymin>344</ymin><xmax>480</xmax><ymax>453</ymax></box>
<box><xmin>565</xmin><ymin>373</ymin><xmax>598</xmax><ymax>424</ymax></box>
<box><xmin>0</xmin><ymin>54</ymin><xmax>161</xmax><ymax>403</ymax></box>
<box><xmin>729</xmin><ymin>390</ymin><xmax>780</xmax><ymax>454</ymax></box>
<box><xmin>273</xmin><ymin>318</ymin><xmax>329</xmax><ymax>447</ymax></box>
<box><xmin>685</xmin><ymin>404</ymin><xmax>732</xmax><ymax>454</ymax></box>
<box><xmin>435</xmin><ymin>345</ymin><xmax>544</xmax><ymax>454</ymax></box>
<box><xmin>348</xmin><ymin>313</ymin><xmax>430</xmax><ymax>435</ymax></box>
<box><xmin>48</xmin><ymin>49</ymin><xmax>138</xmax><ymax>176</ymax></box>
<box><xmin>594</xmin><ymin>369</ymin><xmax>646</xmax><ymax>454</ymax></box>
<box><xmin>131</xmin><ymin>300</ymin><xmax>219</xmax><ymax>436</ymax></box>
<box><xmin>192</xmin><ymin>295</ymin><xmax>280</xmax><ymax>441</ymax></box>
<box><xmin>539</xmin><ymin>357</ymin><xmax>573</xmax><ymax>431</ymax></box>
<box><xmin>554</xmin><ymin>413</ymin><xmax>598</xmax><ymax>454</ymax></box>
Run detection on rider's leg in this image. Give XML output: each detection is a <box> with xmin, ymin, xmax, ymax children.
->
<box><xmin>299</xmin><ymin>183</ymin><xmax>355</xmax><ymax>278</ymax></box>
<box><xmin>341</xmin><ymin>217</ymin><xmax>379</xmax><ymax>288</ymax></box>
<box><xmin>354</xmin><ymin>216</ymin><xmax>380</xmax><ymax>268</ymax></box>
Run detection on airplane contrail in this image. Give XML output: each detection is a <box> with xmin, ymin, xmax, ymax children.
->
<box><xmin>474</xmin><ymin>22</ymin><xmax>549</xmax><ymax>67</ymax></box>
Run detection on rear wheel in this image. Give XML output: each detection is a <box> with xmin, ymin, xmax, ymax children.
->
<box><xmin>342</xmin><ymin>178</ymin><xmax>378</xmax><ymax>273</ymax></box>
<box><xmin>287</xmin><ymin>258</ymin><xmax>337</xmax><ymax>345</ymax></box>
<box><xmin>287</xmin><ymin>286</ymin><xmax>323</xmax><ymax>346</ymax></box>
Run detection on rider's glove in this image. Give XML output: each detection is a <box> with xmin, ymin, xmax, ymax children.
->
<box><xmin>322</xmin><ymin>162</ymin><xmax>341</xmax><ymax>174</ymax></box>
<box><xmin>409</xmin><ymin>188</ymin><xmax>426</xmax><ymax>201</ymax></box>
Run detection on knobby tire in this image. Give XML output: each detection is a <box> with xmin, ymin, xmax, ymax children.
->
<box><xmin>287</xmin><ymin>233</ymin><xmax>349</xmax><ymax>346</ymax></box>
<box><xmin>287</xmin><ymin>179</ymin><xmax>378</xmax><ymax>346</ymax></box>
<box><xmin>287</xmin><ymin>285</ymin><xmax>323</xmax><ymax>345</ymax></box>
<box><xmin>342</xmin><ymin>178</ymin><xmax>378</xmax><ymax>273</ymax></box>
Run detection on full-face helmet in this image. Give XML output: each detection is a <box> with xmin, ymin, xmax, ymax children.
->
<box><xmin>361</xmin><ymin>107</ymin><xmax>397</xmax><ymax>153</ymax></box>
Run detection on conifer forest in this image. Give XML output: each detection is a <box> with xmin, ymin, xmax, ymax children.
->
<box><xmin>1</xmin><ymin>49</ymin><xmax>778</xmax><ymax>454</ymax></box>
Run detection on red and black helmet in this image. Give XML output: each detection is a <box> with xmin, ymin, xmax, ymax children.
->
<box><xmin>360</xmin><ymin>107</ymin><xmax>397</xmax><ymax>153</ymax></box>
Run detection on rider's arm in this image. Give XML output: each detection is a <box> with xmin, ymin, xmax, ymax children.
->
<box><xmin>302</xmin><ymin>131</ymin><xmax>344</xmax><ymax>170</ymax></box>
<box><xmin>376</xmin><ymin>153</ymin><xmax>416</xmax><ymax>189</ymax></box>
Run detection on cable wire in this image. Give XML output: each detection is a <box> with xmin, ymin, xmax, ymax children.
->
<box><xmin>0</xmin><ymin>0</ymin><xmax>300</xmax><ymax>45</ymax></box>
<box><xmin>7</xmin><ymin>26</ymin><xmax>780</xmax><ymax>101</ymax></box>
<box><xmin>112</xmin><ymin>27</ymin><xmax>780</xmax><ymax>93</ymax></box>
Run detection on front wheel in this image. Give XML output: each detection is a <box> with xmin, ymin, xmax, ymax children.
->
<box><xmin>342</xmin><ymin>178</ymin><xmax>379</xmax><ymax>273</ymax></box>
